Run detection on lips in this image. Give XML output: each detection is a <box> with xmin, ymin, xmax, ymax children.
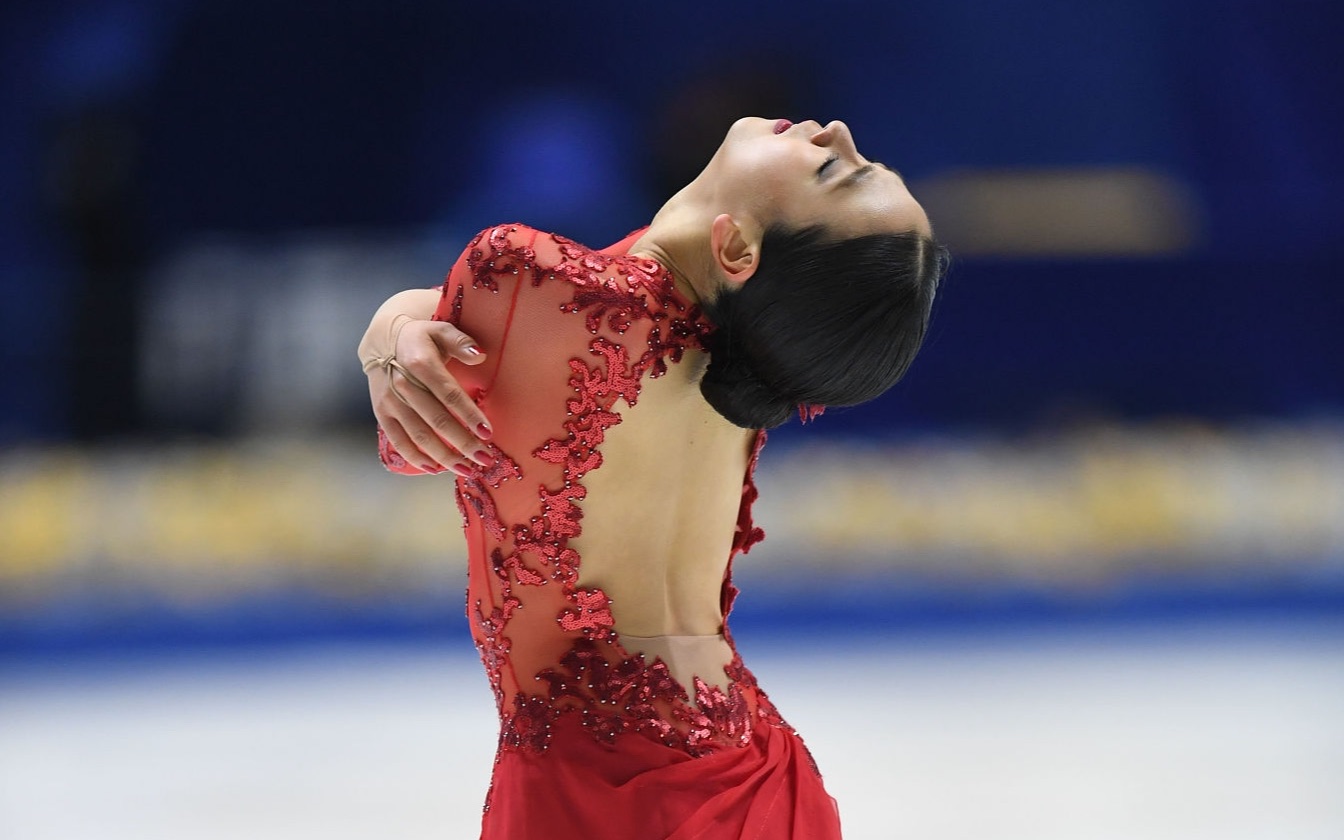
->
<box><xmin>773</xmin><ymin>119</ymin><xmax>793</xmax><ymax>135</ymax></box>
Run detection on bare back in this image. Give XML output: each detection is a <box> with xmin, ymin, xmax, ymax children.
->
<box><xmin>380</xmin><ymin>223</ymin><xmax>775</xmax><ymax>713</ymax></box>
<box><xmin>574</xmin><ymin>346</ymin><xmax>756</xmax><ymax>638</ymax></box>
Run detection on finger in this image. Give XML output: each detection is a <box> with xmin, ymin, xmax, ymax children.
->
<box><xmin>396</xmin><ymin>324</ymin><xmax>494</xmax><ymax>442</ymax></box>
<box><xmin>393</xmin><ymin>406</ymin><xmax>478</xmax><ymax>477</ymax></box>
<box><xmin>379</xmin><ymin>415</ymin><xmax>448</xmax><ymax>475</ymax></box>
<box><xmin>428</xmin><ymin>322</ymin><xmax>488</xmax><ymax>366</ymax></box>
<box><xmin>388</xmin><ymin>408</ymin><xmax>475</xmax><ymax>477</ymax></box>
<box><xmin>381</xmin><ymin>371</ymin><xmax>469</xmax><ymax>470</ymax></box>
<box><xmin>395</xmin><ymin>372</ymin><xmax>497</xmax><ymax>469</ymax></box>
<box><xmin>396</xmin><ymin>360</ymin><xmax>494</xmax><ymax>444</ymax></box>
<box><xmin>373</xmin><ymin>374</ymin><xmax>462</xmax><ymax>475</ymax></box>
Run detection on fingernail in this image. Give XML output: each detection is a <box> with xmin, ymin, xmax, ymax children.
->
<box><xmin>449</xmin><ymin>463</ymin><xmax>473</xmax><ymax>478</ymax></box>
<box><xmin>421</xmin><ymin>463</ymin><xmax>442</xmax><ymax>473</ymax></box>
<box><xmin>465</xmin><ymin>345</ymin><xmax>484</xmax><ymax>357</ymax></box>
<box><xmin>475</xmin><ymin>422</ymin><xmax>493</xmax><ymax>440</ymax></box>
<box><xmin>471</xmin><ymin>449</ymin><xmax>495</xmax><ymax>467</ymax></box>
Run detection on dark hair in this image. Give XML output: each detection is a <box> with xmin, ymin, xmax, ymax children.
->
<box><xmin>699</xmin><ymin>224</ymin><xmax>945</xmax><ymax>429</ymax></box>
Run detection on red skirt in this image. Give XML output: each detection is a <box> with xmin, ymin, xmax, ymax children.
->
<box><xmin>480</xmin><ymin>713</ymin><xmax>843</xmax><ymax>839</ymax></box>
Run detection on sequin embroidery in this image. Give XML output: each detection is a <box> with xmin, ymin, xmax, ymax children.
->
<box><xmin>384</xmin><ymin>224</ymin><xmax>793</xmax><ymax>766</ymax></box>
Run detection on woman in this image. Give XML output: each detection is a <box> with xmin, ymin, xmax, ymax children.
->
<box><xmin>358</xmin><ymin>117</ymin><xmax>943</xmax><ymax>839</ymax></box>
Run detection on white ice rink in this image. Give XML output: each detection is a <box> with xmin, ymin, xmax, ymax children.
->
<box><xmin>2</xmin><ymin>617</ymin><xmax>1342</xmax><ymax>840</ymax></box>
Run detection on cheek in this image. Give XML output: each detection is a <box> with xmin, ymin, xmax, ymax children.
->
<box><xmin>708</xmin><ymin>132</ymin><xmax>810</xmax><ymax>217</ymax></box>
<box><xmin>729</xmin><ymin>147</ymin><xmax>799</xmax><ymax>206</ymax></box>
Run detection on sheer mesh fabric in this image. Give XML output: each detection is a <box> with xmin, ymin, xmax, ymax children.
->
<box><xmin>377</xmin><ymin>224</ymin><xmax>842</xmax><ymax>839</ymax></box>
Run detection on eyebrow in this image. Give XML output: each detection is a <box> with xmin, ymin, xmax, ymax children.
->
<box><xmin>837</xmin><ymin>160</ymin><xmax>904</xmax><ymax>189</ymax></box>
<box><xmin>875</xmin><ymin>161</ymin><xmax>905</xmax><ymax>181</ymax></box>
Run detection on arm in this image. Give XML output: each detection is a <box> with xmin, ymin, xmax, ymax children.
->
<box><xmin>358</xmin><ymin>288</ymin><xmax>494</xmax><ymax>475</ymax></box>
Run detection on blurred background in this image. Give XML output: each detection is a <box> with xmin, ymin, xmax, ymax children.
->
<box><xmin>1</xmin><ymin>1</ymin><xmax>1341</xmax><ymax>838</ymax></box>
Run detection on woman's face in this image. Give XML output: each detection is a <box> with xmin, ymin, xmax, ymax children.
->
<box><xmin>703</xmin><ymin>117</ymin><xmax>930</xmax><ymax>239</ymax></box>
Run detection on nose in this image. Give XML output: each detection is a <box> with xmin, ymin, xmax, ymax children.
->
<box><xmin>809</xmin><ymin>120</ymin><xmax>856</xmax><ymax>152</ymax></box>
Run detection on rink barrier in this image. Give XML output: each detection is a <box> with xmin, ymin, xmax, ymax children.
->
<box><xmin>2</xmin><ymin>423</ymin><xmax>1342</xmax><ymax>652</ymax></box>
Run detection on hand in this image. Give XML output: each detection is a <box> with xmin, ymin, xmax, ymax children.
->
<box><xmin>368</xmin><ymin>318</ymin><xmax>494</xmax><ymax>475</ymax></box>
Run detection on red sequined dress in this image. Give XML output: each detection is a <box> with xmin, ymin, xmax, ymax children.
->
<box><xmin>377</xmin><ymin>224</ymin><xmax>843</xmax><ymax>839</ymax></box>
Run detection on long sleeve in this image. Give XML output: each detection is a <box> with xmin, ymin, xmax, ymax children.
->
<box><xmin>375</xmin><ymin>224</ymin><xmax>568</xmax><ymax>475</ymax></box>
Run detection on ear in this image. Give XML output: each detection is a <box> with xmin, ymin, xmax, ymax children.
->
<box><xmin>710</xmin><ymin>214</ymin><xmax>761</xmax><ymax>288</ymax></box>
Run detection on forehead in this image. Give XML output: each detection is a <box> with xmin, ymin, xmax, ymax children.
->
<box><xmin>793</xmin><ymin>168</ymin><xmax>931</xmax><ymax>238</ymax></box>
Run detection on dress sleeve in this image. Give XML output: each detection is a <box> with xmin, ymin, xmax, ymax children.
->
<box><xmin>375</xmin><ymin>224</ymin><xmax>550</xmax><ymax>474</ymax></box>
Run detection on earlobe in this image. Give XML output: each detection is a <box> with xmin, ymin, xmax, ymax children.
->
<box><xmin>710</xmin><ymin>214</ymin><xmax>760</xmax><ymax>287</ymax></box>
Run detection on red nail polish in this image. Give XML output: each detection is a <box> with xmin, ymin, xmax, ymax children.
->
<box><xmin>421</xmin><ymin>463</ymin><xmax>441</xmax><ymax>473</ymax></box>
<box><xmin>465</xmin><ymin>345</ymin><xmax>484</xmax><ymax>357</ymax></box>
<box><xmin>473</xmin><ymin>449</ymin><xmax>495</xmax><ymax>467</ymax></box>
<box><xmin>475</xmin><ymin>423</ymin><xmax>493</xmax><ymax>440</ymax></box>
<box><xmin>449</xmin><ymin>463</ymin><xmax>473</xmax><ymax>478</ymax></box>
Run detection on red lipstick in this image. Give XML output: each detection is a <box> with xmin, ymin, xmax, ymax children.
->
<box><xmin>773</xmin><ymin>119</ymin><xmax>793</xmax><ymax>135</ymax></box>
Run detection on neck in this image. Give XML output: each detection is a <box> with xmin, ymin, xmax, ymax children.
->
<box><xmin>629</xmin><ymin>187</ymin><xmax>720</xmax><ymax>306</ymax></box>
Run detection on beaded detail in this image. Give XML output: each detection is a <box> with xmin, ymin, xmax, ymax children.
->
<box><xmin>402</xmin><ymin>224</ymin><xmax>787</xmax><ymax>763</ymax></box>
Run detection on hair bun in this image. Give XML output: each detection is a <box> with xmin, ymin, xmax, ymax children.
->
<box><xmin>699</xmin><ymin>344</ymin><xmax>795</xmax><ymax>429</ymax></box>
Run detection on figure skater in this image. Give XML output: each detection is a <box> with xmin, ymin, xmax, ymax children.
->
<box><xmin>358</xmin><ymin>117</ymin><xmax>944</xmax><ymax>839</ymax></box>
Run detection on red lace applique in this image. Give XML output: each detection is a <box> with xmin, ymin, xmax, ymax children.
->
<box><xmin>508</xmin><ymin>520</ymin><xmax>581</xmax><ymax>585</ymax></box>
<box><xmin>376</xmin><ymin>428</ymin><xmax>409</xmax><ymax>472</ymax></box>
<box><xmin>494</xmin><ymin>548</ymin><xmax>547</xmax><ymax>587</ymax></box>
<box><xmin>535</xmin><ymin>642</ymin><xmax>602</xmax><ymax>703</ymax></box>
<box><xmin>724</xmin><ymin>651</ymin><xmax>821</xmax><ymax>774</ymax></box>
<box><xmin>477</xmin><ymin>445</ymin><xmax>522</xmax><ymax>488</ymax></box>
<box><xmin>533</xmin><ymin>482</ymin><xmax>585</xmax><ymax>542</ymax></box>
<box><xmin>500</xmin><ymin>694</ymin><xmax>556</xmax><ymax>753</ymax></box>
<box><xmin>475</xmin><ymin>596</ymin><xmax>519</xmax><ymax>710</ymax></box>
<box><xmin>642</xmin><ymin>310</ymin><xmax>704</xmax><ymax>379</ymax></box>
<box><xmin>529</xmin><ymin>638</ymin><xmax>760</xmax><ymax>757</ymax></box>
<box><xmin>554</xmin><ymin>265</ymin><xmax>651</xmax><ymax>335</ymax></box>
<box><xmin>681</xmin><ymin>677</ymin><xmax>753</xmax><ymax>752</ymax></box>
<box><xmin>542</xmin><ymin>546</ymin><xmax>581</xmax><ymax>586</ymax></box>
<box><xmin>732</xmin><ymin>430</ymin><xmax>768</xmax><ymax>556</ymax></box>
<box><xmin>534</xmin><ymin>640</ymin><xmax>691</xmax><ymax>750</ymax></box>
<box><xmin>447</xmin><ymin>282</ymin><xmax>463</xmax><ymax>323</ymax></box>
<box><xmin>439</xmin><ymin>226</ymin><xmax>798</xmax><ymax>764</ymax></box>
<box><xmin>723</xmin><ymin>653</ymin><xmax>786</xmax><ymax>727</ymax></box>
<box><xmin>556</xmin><ymin>588</ymin><xmax>615</xmax><ymax>639</ymax></box>
<box><xmin>467</xmin><ymin>225</ymin><xmax>536</xmax><ymax>291</ymax></box>
<box><xmin>456</xmin><ymin>479</ymin><xmax>508</xmax><ymax>540</ymax></box>
<box><xmin>553</xmin><ymin>234</ymin><xmax>589</xmax><ymax>262</ymax></box>
<box><xmin>577</xmin><ymin>338</ymin><xmax>644</xmax><ymax>407</ymax></box>
<box><xmin>449</xmin><ymin>447</ymin><xmax>520</xmax><ymax>536</ymax></box>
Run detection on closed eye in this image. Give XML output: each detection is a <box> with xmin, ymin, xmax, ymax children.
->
<box><xmin>816</xmin><ymin>155</ymin><xmax>839</xmax><ymax>179</ymax></box>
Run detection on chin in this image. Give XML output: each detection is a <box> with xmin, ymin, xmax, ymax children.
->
<box><xmin>726</xmin><ymin>116</ymin><xmax>772</xmax><ymax>137</ymax></box>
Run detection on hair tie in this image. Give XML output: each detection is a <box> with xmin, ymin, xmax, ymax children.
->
<box><xmin>798</xmin><ymin>404</ymin><xmax>826</xmax><ymax>424</ymax></box>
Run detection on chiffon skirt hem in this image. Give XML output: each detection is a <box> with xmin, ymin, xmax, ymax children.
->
<box><xmin>479</xmin><ymin>713</ymin><xmax>843</xmax><ymax>840</ymax></box>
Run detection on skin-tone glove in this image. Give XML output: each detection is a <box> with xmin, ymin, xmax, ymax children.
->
<box><xmin>367</xmin><ymin>317</ymin><xmax>495</xmax><ymax>476</ymax></box>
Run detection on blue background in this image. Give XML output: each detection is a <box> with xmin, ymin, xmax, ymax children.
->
<box><xmin>0</xmin><ymin>0</ymin><xmax>1341</xmax><ymax>658</ymax></box>
<box><xmin>2</xmin><ymin>0</ymin><xmax>1340</xmax><ymax>442</ymax></box>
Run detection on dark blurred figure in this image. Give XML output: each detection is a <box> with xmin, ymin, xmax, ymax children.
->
<box><xmin>647</xmin><ymin>53</ymin><xmax>818</xmax><ymax>203</ymax></box>
<box><xmin>41</xmin><ymin>100</ymin><xmax>149</xmax><ymax>441</ymax></box>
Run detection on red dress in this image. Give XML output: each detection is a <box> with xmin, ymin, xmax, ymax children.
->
<box><xmin>377</xmin><ymin>224</ymin><xmax>843</xmax><ymax>839</ymax></box>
